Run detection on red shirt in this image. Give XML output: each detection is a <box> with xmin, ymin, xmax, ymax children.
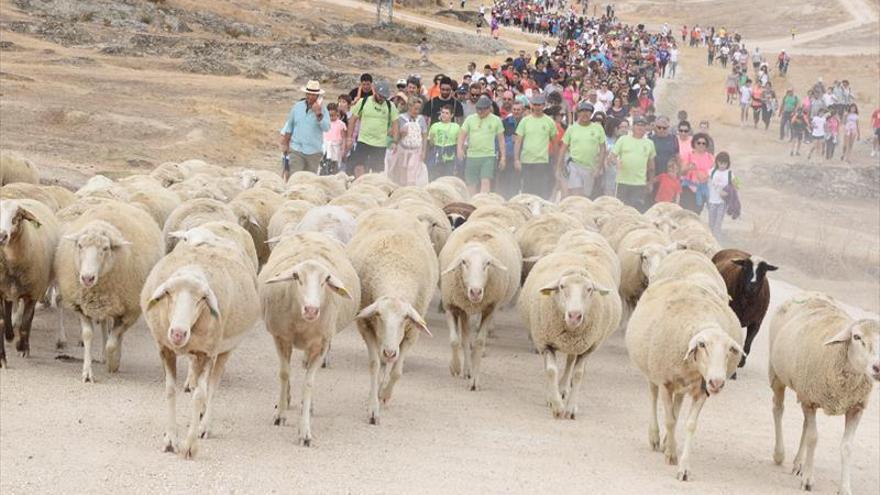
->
<box><xmin>871</xmin><ymin>108</ymin><xmax>880</xmax><ymax>129</ymax></box>
<box><xmin>655</xmin><ymin>173</ymin><xmax>682</xmax><ymax>203</ymax></box>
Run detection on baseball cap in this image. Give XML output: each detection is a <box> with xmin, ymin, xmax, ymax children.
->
<box><xmin>633</xmin><ymin>116</ymin><xmax>648</xmax><ymax>125</ymax></box>
<box><xmin>374</xmin><ymin>81</ymin><xmax>391</xmax><ymax>98</ymax></box>
<box><xmin>576</xmin><ymin>101</ymin><xmax>595</xmax><ymax>113</ymax></box>
<box><xmin>529</xmin><ymin>94</ymin><xmax>546</xmax><ymax>105</ymax></box>
<box><xmin>396</xmin><ymin>78</ymin><xmax>407</xmax><ymax>87</ymax></box>
<box><xmin>475</xmin><ymin>95</ymin><xmax>493</xmax><ymax>110</ymax></box>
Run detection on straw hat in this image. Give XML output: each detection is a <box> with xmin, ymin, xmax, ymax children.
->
<box><xmin>301</xmin><ymin>80</ymin><xmax>325</xmax><ymax>95</ymax></box>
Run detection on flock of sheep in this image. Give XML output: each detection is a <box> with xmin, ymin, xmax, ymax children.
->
<box><xmin>0</xmin><ymin>151</ymin><xmax>878</xmax><ymax>493</ymax></box>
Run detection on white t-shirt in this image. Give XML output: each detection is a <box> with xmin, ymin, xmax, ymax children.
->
<box><xmin>822</xmin><ymin>93</ymin><xmax>836</xmax><ymax>107</ymax></box>
<box><xmin>670</xmin><ymin>48</ymin><xmax>679</xmax><ymax>62</ymax></box>
<box><xmin>739</xmin><ymin>85</ymin><xmax>752</xmax><ymax>105</ymax></box>
<box><xmin>811</xmin><ymin>115</ymin><xmax>827</xmax><ymax>137</ymax></box>
<box><xmin>709</xmin><ymin>168</ymin><xmax>731</xmax><ymax>204</ymax></box>
<box><xmin>596</xmin><ymin>89</ymin><xmax>614</xmax><ymax>108</ymax></box>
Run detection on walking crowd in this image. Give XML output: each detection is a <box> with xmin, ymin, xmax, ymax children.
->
<box><xmin>280</xmin><ymin>6</ymin><xmax>741</xmax><ymax>239</ymax></box>
<box><xmin>686</xmin><ymin>24</ymin><xmax>880</xmax><ymax>162</ymax></box>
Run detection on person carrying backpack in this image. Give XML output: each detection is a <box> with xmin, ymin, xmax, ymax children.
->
<box><xmin>346</xmin><ymin>81</ymin><xmax>398</xmax><ymax>177</ymax></box>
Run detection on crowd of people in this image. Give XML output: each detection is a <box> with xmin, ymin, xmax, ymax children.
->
<box><xmin>697</xmin><ymin>26</ymin><xmax>880</xmax><ymax>162</ymax></box>
<box><xmin>280</xmin><ymin>7</ymin><xmax>744</xmax><ymax>238</ymax></box>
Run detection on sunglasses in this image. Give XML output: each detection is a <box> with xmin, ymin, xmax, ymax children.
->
<box><xmin>678</xmin><ymin>129</ymin><xmax>689</xmax><ymax>133</ymax></box>
<box><xmin>695</xmin><ymin>141</ymin><xmax>707</xmax><ymax>145</ymax></box>
<box><xmin>655</xmin><ymin>126</ymin><xmax>668</xmax><ymax>130</ymax></box>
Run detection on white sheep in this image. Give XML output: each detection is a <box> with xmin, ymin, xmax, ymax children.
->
<box><xmin>168</xmin><ymin>221</ymin><xmax>259</xmax><ymax>273</ymax></box>
<box><xmin>439</xmin><ymin>220</ymin><xmax>522</xmax><ymax>390</ymax></box>
<box><xmin>346</xmin><ymin>208</ymin><xmax>438</xmax><ymax>425</ymax></box>
<box><xmin>284</xmin><ymin>183</ymin><xmax>328</xmax><ymax>205</ymax></box>
<box><xmin>238</xmin><ymin>168</ymin><xmax>285</xmax><ymax>193</ymax></box>
<box><xmin>625</xmin><ymin>278</ymin><xmax>744</xmax><ymax>482</ymax></box>
<box><xmin>1</xmin><ymin>183</ymin><xmax>64</xmax><ymax>211</ymax></box>
<box><xmin>140</xmin><ymin>246</ymin><xmax>260</xmax><ymax>459</ymax></box>
<box><xmin>468</xmin><ymin>204</ymin><xmax>531</xmax><ymax>232</ymax></box>
<box><xmin>347</xmin><ymin>183</ymin><xmax>390</xmax><ymax>203</ymax></box>
<box><xmin>768</xmin><ymin>292</ymin><xmax>880</xmax><ymax>494</ymax></box>
<box><xmin>391</xmin><ymin>198</ymin><xmax>451</xmax><ymax>255</ymax></box>
<box><xmin>177</xmin><ymin>159</ymin><xmax>228</xmax><ymax>179</ymax></box>
<box><xmin>55</xmin><ymin>200</ymin><xmax>163</xmax><ymax>382</ymax></box>
<box><xmin>616</xmin><ymin>228</ymin><xmax>675</xmax><ymax>309</ymax></box>
<box><xmin>553</xmin><ymin>230</ymin><xmax>620</xmax><ymax>286</ymax></box>
<box><xmin>469</xmin><ymin>192</ymin><xmax>506</xmax><ymax>208</ymax></box>
<box><xmin>650</xmin><ymin>250</ymin><xmax>728</xmax><ymax>302</ymax></box>
<box><xmin>288</xmin><ymin>171</ymin><xmax>349</xmax><ymax>199</ymax></box>
<box><xmin>267</xmin><ymin>200</ymin><xmax>314</xmax><ymax>241</ymax></box>
<box><xmin>351</xmin><ymin>172</ymin><xmax>397</xmax><ymax>196</ymax></box>
<box><xmin>258</xmin><ymin>232</ymin><xmax>361</xmax><ymax>446</ymax></box>
<box><xmin>509</xmin><ymin>193</ymin><xmax>557</xmax><ymax>216</ymax></box>
<box><xmin>424</xmin><ymin>180</ymin><xmax>464</xmax><ymax>208</ymax></box>
<box><xmin>328</xmin><ymin>192</ymin><xmax>381</xmax><ymax>217</ymax></box>
<box><xmin>162</xmin><ymin>198</ymin><xmax>239</xmax><ymax>253</ymax></box>
<box><xmin>230</xmin><ymin>188</ymin><xmax>285</xmax><ymax>265</ymax></box>
<box><xmin>387</xmin><ymin>185</ymin><xmax>436</xmax><ymax>206</ymax></box>
<box><xmin>150</xmin><ymin>162</ymin><xmax>185</xmax><ymax>187</ymax></box>
<box><xmin>127</xmin><ymin>187</ymin><xmax>182</xmax><ymax>228</ymax></box>
<box><xmin>0</xmin><ymin>199</ymin><xmax>60</xmax><ymax>365</ymax></box>
<box><xmin>0</xmin><ymin>152</ymin><xmax>40</xmax><ymax>185</ymax></box>
<box><xmin>431</xmin><ymin>176</ymin><xmax>469</xmax><ymax>202</ymax></box>
<box><xmin>519</xmin><ymin>251</ymin><xmax>621</xmax><ymax>420</ymax></box>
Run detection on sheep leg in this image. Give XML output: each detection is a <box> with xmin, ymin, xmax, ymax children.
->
<box><xmin>676</xmin><ymin>394</ymin><xmax>707</xmax><ymax>481</ymax></box>
<box><xmin>183</xmin><ymin>355</ymin><xmax>198</xmax><ymax>393</ymax></box>
<box><xmin>96</xmin><ymin>320</ymin><xmax>109</xmax><ymax>364</ymax></box>
<box><xmin>542</xmin><ymin>350</ymin><xmax>564</xmax><ymax>418</ymax></box>
<box><xmin>2</xmin><ymin>299</ymin><xmax>14</xmax><ymax>342</ymax></box>
<box><xmin>446</xmin><ymin>307</ymin><xmax>463</xmax><ymax>377</ymax></box>
<box><xmin>838</xmin><ymin>407</ymin><xmax>863</xmax><ymax>495</ymax></box>
<box><xmin>272</xmin><ymin>336</ymin><xmax>293</xmax><ymax>426</ymax></box>
<box><xmin>56</xmin><ymin>302</ymin><xmax>67</xmax><ymax>350</ymax></box>
<box><xmin>159</xmin><ymin>346</ymin><xmax>178</xmax><ymax>453</ymax></box>
<box><xmin>739</xmin><ymin>323</ymin><xmax>759</xmax><ymax>368</ymax></box>
<box><xmin>105</xmin><ymin>324</ymin><xmax>126</xmax><ymax>373</ymax></box>
<box><xmin>360</xmin><ymin>324</ymin><xmax>382</xmax><ymax>425</ymax></box>
<box><xmin>648</xmin><ymin>383</ymin><xmax>661</xmax><ymax>451</ymax></box>
<box><xmin>181</xmin><ymin>353</ymin><xmax>210</xmax><ymax>460</ymax></box>
<box><xmin>80</xmin><ymin>316</ymin><xmax>96</xmax><ymax>383</ymax></box>
<box><xmin>379</xmin><ymin>336</ymin><xmax>414</xmax><ymax>405</ymax></box>
<box><xmin>563</xmin><ymin>351</ymin><xmax>590</xmax><ymax>419</ymax></box>
<box><xmin>559</xmin><ymin>354</ymin><xmax>577</xmax><ymax>400</ymax></box>
<box><xmin>771</xmin><ymin>376</ymin><xmax>786</xmax><ymax>465</ymax></box>
<box><xmin>198</xmin><ymin>351</ymin><xmax>230</xmax><ymax>440</ymax></box>
<box><xmin>299</xmin><ymin>344</ymin><xmax>325</xmax><ymax>447</ymax></box>
<box><xmin>792</xmin><ymin>405</ymin><xmax>811</xmax><ymax>476</ymax></box>
<box><xmin>672</xmin><ymin>393</ymin><xmax>685</xmax><ymax>421</ymax></box>
<box><xmin>460</xmin><ymin>312</ymin><xmax>472</xmax><ymax>380</ymax></box>
<box><xmin>469</xmin><ymin>306</ymin><xmax>496</xmax><ymax>391</ymax></box>
<box><xmin>798</xmin><ymin>404</ymin><xmax>818</xmax><ymax>491</ymax></box>
<box><xmin>15</xmin><ymin>298</ymin><xmax>35</xmax><ymax>357</ymax></box>
<box><xmin>660</xmin><ymin>385</ymin><xmax>678</xmax><ymax>465</ymax></box>
<box><xmin>321</xmin><ymin>341</ymin><xmax>332</xmax><ymax>369</ymax></box>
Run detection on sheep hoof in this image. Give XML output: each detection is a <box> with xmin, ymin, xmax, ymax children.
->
<box><xmin>738</xmin><ymin>355</ymin><xmax>747</xmax><ymax>368</ymax></box>
<box><xmin>665</xmin><ymin>452</ymin><xmax>678</xmax><ymax>465</ymax></box>
<box><xmin>800</xmin><ymin>480</ymin><xmax>813</xmax><ymax>491</ymax></box>
<box><xmin>792</xmin><ymin>462</ymin><xmax>804</xmax><ymax>476</ymax></box>
<box><xmin>368</xmin><ymin>414</ymin><xmax>379</xmax><ymax>426</ymax></box>
<box><xmin>55</xmin><ymin>340</ymin><xmax>67</xmax><ymax>350</ymax></box>
<box><xmin>199</xmin><ymin>428</ymin><xmax>210</xmax><ymax>439</ymax></box>
<box><xmin>676</xmin><ymin>468</ymin><xmax>690</xmax><ymax>482</ymax></box>
<box><xmin>82</xmin><ymin>370</ymin><xmax>93</xmax><ymax>383</ymax></box>
<box><xmin>272</xmin><ymin>415</ymin><xmax>286</xmax><ymax>426</ymax></box>
<box><xmin>650</xmin><ymin>437</ymin><xmax>661</xmax><ymax>452</ymax></box>
<box><xmin>449</xmin><ymin>362</ymin><xmax>461</xmax><ymax>377</ymax></box>
<box><xmin>183</xmin><ymin>385</ymin><xmax>192</xmax><ymax>393</ymax></box>
<box><xmin>180</xmin><ymin>446</ymin><xmax>196</xmax><ymax>460</ymax></box>
<box><xmin>301</xmin><ymin>437</ymin><xmax>312</xmax><ymax>448</ymax></box>
<box><xmin>730</xmin><ymin>372</ymin><xmax>738</xmax><ymax>380</ymax></box>
<box><xmin>469</xmin><ymin>383</ymin><xmax>477</xmax><ymax>392</ymax></box>
<box><xmin>162</xmin><ymin>442</ymin><xmax>177</xmax><ymax>454</ymax></box>
<box><xmin>0</xmin><ymin>357</ymin><xmax>5</xmax><ymax>368</ymax></box>
<box><xmin>773</xmin><ymin>450</ymin><xmax>785</xmax><ymax>465</ymax></box>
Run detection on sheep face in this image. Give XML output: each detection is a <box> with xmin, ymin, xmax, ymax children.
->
<box><xmin>652</xmin><ymin>216</ymin><xmax>677</xmax><ymax>235</ymax></box>
<box><xmin>0</xmin><ymin>200</ymin><xmax>40</xmax><ymax>246</ymax></box>
<box><xmin>147</xmin><ymin>270</ymin><xmax>220</xmax><ymax>349</ymax></box>
<box><xmin>684</xmin><ymin>327</ymin><xmax>744</xmax><ymax>395</ymax></box>
<box><xmin>64</xmin><ymin>225</ymin><xmax>131</xmax><ymax>288</ymax></box>
<box><xmin>357</xmin><ymin>296</ymin><xmax>431</xmax><ymax>363</ymax></box>
<box><xmin>169</xmin><ymin>227</ymin><xmax>235</xmax><ymax>251</ymax></box>
<box><xmin>239</xmin><ymin>170</ymin><xmax>259</xmax><ymax>190</ymax></box>
<box><xmin>442</xmin><ymin>244</ymin><xmax>508</xmax><ymax>304</ymax></box>
<box><xmin>732</xmin><ymin>256</ymin><xmax>778</xmax><ymax>296</ymax></box>
<box><xmin>540</xmin><ymin>272</ymin><xmax>611</xmax><ymax>329</ymax></box>
<box><xmin>446</xmin><ymin>213</ymin><xmax>467</xmax><ymax>230</ymax></box>
<box><xmin>265</xmin><ymin>260</ymin><xmax>352</xmax><ymax>321</ymax></box>
<box><xmin>824</xmin><ymin>319</ymin><xmax>880</xmax><ymax>382</ymax></box>
<box><xmin>636</xmin><ymin>242</ymin><xmax>682</xmax><ymax>283</ymax></box>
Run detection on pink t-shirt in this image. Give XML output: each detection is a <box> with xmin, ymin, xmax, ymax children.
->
<box><xmin>684</xmin><ymin>150</ymin><xmax>714</xmax><ymax>183</ymax></box>
<box><xmin>677</xmin><ymin>136</ymin><xmax>692</xmax><ymax>159</ymax></box>
<box><xmin>324</xmin><ymin>119</ymin><xmax>346</xmax><ymax>144</ymax></box>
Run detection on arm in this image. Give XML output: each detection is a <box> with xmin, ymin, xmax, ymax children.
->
<box><xmin>496</xmin><ymin>132</ymin><xmax>506</xmax><ymax>170</ymax></box>
<box><xmin>317</xmin><ymin>105</ymin><xmax>330</xmax><ymax>132</ymax></box>
<box><xmin>280</xmin><ymin>133</ymin><xmax>292</xmax><ymax>154</ymax></box>
<box><xmin>346</xmin><ymin>113</ymin><xmax>360</xmax><ymax>155</ymax></box>
<box><xmin>457</xmin><ymin>126</ymin><xmax>467</xmax><ymax>161</ymax></box>
<box><xmin>555</xmin><ymin>142</ymin><xmax>568</xmax><ymax>174</ymax></box>
<box><xmin>513</xmin><ymin>135</ymin><xmax>523</xmax><ymax>170</ymax></box>
<box><xmin>646</xmin><ymin>156</ymin><xmax>656</xmax><ymax>184</ymax></box>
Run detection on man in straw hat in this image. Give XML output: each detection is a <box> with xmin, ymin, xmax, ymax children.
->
<box><xmin>279</xmin><ymin>79</ymin><xmax>329</xmax><ymax>181</ymax></box>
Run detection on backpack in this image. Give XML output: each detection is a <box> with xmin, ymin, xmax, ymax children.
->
<box><xmin>356</xmin><ymin>96</ymin><xmax>393</xmax><ymax>130</ymax></box>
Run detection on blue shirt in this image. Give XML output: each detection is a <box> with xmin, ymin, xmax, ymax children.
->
<box><xmin>280</xmin><ymin>99</ymin><xmax>330</xmax><ymax>155</ymax></box>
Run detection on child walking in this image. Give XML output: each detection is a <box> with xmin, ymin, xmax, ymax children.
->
<box><xmin>653</xmin><ymin>156</ymin><xmax>681</xmax><ymax>204</ymax></box>
<box><xmin>322</xmin><ymin>103</ymin><xmax>347</xmax><ymax>174</ymax></box>
<box><xmin>427</xmin><ymin>106</ymin><xmax>461</xmax><ymax>181</ymax></box>
<box><xmin>707</xmin><ymin>152</ymin><xmax>734</xmax><ymax>241</ymax></box>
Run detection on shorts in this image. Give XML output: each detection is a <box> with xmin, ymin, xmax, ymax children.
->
<box><xmin>288</xmin><ymin>150</ymin><xmax>322</xmax><ymax>174</ymax></box>
<box><xmin>875</xmin><ymin>127</ymin><xmax>880</xmax><ymax>138</ymax></box>
<box><xmin>727</xmin><ymin>87</ymin><xmax>737</xmax><ymax>95</ymax></box>
<box><xmin>464</xmin><ymin>156</ymin><xmax>496</xmax><ymax>185</ymax></box>
<box><xmin>349</xmin><ymin>142</ymin><xmax>388</xmax><ymax>173</ymax></box>
<box><xmin>566</xmin><ymin>163</ymin><xmax>597</xmax><ymax>192</ymax></box>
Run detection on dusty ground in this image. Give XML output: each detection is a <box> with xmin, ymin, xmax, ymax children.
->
<box><xmin>1</xmin><ymin>0</ymin><xmax>879</xmax><ymax>493</ymax></box>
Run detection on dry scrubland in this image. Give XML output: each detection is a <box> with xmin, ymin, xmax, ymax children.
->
<box><xmin>1</xmin><ymin>0</ymin><xmax>879</xmax><ymax>493</ymax></box>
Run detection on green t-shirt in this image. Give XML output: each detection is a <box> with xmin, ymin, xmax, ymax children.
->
<box><xmin>428</xmin><ymin>121</ymin><xmax>461</xmax><ymax>147</ymax></box>
<box><xmin>516</xmin><ymin>114</ymin><xmax>557</xmax><ymax>164</ymax></box>
<box><xmin>356</xmin><ymin>96</ymin><xmax>399</xmax><ymax>147</ymax></box>
<box><xmin>460</xmin><ymin>113</ymin><xmax>503</xmax><ymax>158</ymax></box>
<box><xmin>563</xmin><ymin>122</ymin><xmax>605</xmax><ymax>169</ymax></box>
<box><xmin>612</xmin><ymin>134</ymin><xmax>656</xmax><ymax>186</ymax></box>
<box><xmin>782</xmin><ymin>94</ymin><xmax>799</xmax><ymax>112</ymax></box>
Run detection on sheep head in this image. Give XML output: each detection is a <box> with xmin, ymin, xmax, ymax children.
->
<box><xmin>146</xmin><ymin>267</ymin><xmax>221</xmax><ymax>349</ymax></box>
<box><xmin>824</xmin><ymin>319</ymin><xmax>880</xmax><ymax>382</ymax></box>
<box><xmin>265</xmin><ymin>260</ymin><xmax>352</xmax><ymax>322</ymax></box>
<box><xmin>633</xmin><ymin>241</ymin><xmax>683</xmax><ymax>283</ymax></box>
<box><xmin>169</xmin><ymin>227</ymin><xmax>236</xmax><ymax>252</ymax></box>
<box><xmin>356</xmin><ymin>296</ymin><xmax>431</xmax><ymax>363</ymax></box>
<box><xmin>684</xmin><ymin>326</ymin><xmax>745</xmax><ymax>396</ymax></box>
<box><xmin>0</xmin><ymin>200</ymin><xmax>41</xmax><ymax>246</ymax></box>
<box><xmin>731</xmin><ymin>255</ymin><xmax>777</xmax><ymax>296</ymax></box>
<box><xmin>539</xmin><ymin>270</ymin><xmax>611</xmax><ymax>329</ymax></box>
<box><xmin>442</xmin><ymin>243</ymin><xmax>508</xmax><ymax>304</ymax></box>
<box><xmin>239</xmin><ymin>170</ymin><xmax>259</xmax><ymax>190</ymax></box>
<box><xmin>63</xmin><ymin>221</ymin><xmax>131</xmax><ymax>288</ymax></box>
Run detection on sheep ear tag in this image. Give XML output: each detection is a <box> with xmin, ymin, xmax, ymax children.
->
<box><xmin>326</xmin><ymin>275</ymin><xmax>352</xmax><ymax>300</ymax></box>
<box><xmin>539</xmin><ymin>285</ymin><xmax>558</xmax><ymax>296</ymax></box>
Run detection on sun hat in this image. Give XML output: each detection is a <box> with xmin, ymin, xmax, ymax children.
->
<box><xmin>301</xmin><ymin>80</ymin><xmax>325</xmax><ymax>95</ymax></box>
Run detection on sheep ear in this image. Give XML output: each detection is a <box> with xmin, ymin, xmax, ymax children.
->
<box><xmin>356</xmin><ymin>301</ymin><xmax>380</xmax><ymax>320</ymax></box>
<box><xmin>203</xmin><ymin>285</ymin><xmax>221</xmax><ymax>319</ymax></box>
<box><xmin>405</xmin><ymin>305</ymin><xmax>432</xmax><ymax>337</ymax></box>
<box><xmin>539</xmin><ymin>283</ymin><xmax>559</xmax><ymax>296</ymax></box>
<box><xmin>488</xmin><ymin>255</ymin><xmax>508</xmax><ymax>272</ymax></box>
<box><xmin>248</xmin><ymin>216</ymin><xmax>261</xmax><ymax>228</ymax></box>
<box><xmin>147</xmin><ymin>281</ymin><xmax>172</xmax><ymax>308</ymax></box>
<box><xmin>326</xmin><ymin>274</ymin><xmax>352</xmax><ymax>299</ymax></box>
<box><xmin>18</xmin><ymin>208</ymin><xmax>41</xmax><ymax>228</ymax></box>
<box><xmin>441</xmin><ymin>255</ymin><xmax>464</xmax><ymax>275</ymax></box>
<box><xmin>728</xmin><ymin>338</ymin><xmax>746</xmax><ymax>357</ymax></box>
<box><xmin>764</xmin><ymin>264</ymin><xmax>779</xmax><ymax>272</ymax></box>
<box><xmin>168</xmin><ymin>230</ymin><xmax>188</xmax><ymax>240</ymax></box>
<box><xmin>594</xmin><ymin>284</ymin><xmax>611</xmax><ymax>296</ymax></box>
<box><xmin>265</xmin><ymin>270</ymin><xmax>297</xmax><ymax>284</ymax></box>
<box><xmin>110</xmin><ymin>236</ymin><xmax>132</xmax><ymax>250</ymax></box>
<box><xmin>824</xmin><ymin>326</ymin><xmax>852</xmax><ymax>346</ymax></box>
<box><xmin>684</xmin><ymin>334</ymin><xmax>704</xmax><ymax>361</ymax></box>
<box><xmin>265</xmin><ymin>235</ymin><xmax>283</xmax><ymax>246</ymax></box>
<box><xmin>63</xmin><ymin>232</ymin><xmax>81</xmax><ymax>242</ymax></box>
